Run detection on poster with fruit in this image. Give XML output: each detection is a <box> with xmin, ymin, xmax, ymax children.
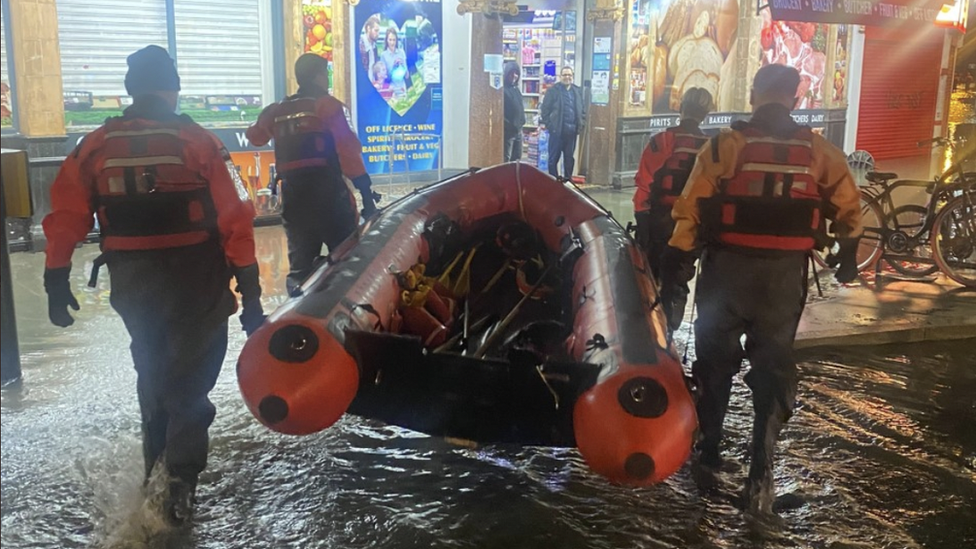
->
<box><xmin>303</xmin><ymin>0</ymin><xmax>334</xmax><ymax>91</ymax></box>
<box><xmin>651</xmin><ymin>0</ymin><xmax>739</xmax><ymax>114</ymax></box>
<box><xmin>759</xmin><ymin>10</ymin><xmax>828</xmax><ymax>110</ymax></box>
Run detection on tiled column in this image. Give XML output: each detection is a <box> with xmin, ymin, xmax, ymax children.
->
<box><xmin>585</xmin><ymin>1</ymin><xmax>624</xmax><ymax>187</ymax></box>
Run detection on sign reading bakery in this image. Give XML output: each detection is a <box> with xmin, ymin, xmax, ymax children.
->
<box><xmin>768</xmin><ymin>0</ymin><xmax>948</xmax><ymax>26</ymax></box>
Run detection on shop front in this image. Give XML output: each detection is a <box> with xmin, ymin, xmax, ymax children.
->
<box><xmin>596</xmin><ymin>0</ymin><xmax>961</xmax><ymax>188</ymax></box>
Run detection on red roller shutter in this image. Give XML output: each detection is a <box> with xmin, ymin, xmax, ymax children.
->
<box><xmin>856</xmin><ymin>25</ymin><xmax>945</xmax><ymax>160</ymax></box>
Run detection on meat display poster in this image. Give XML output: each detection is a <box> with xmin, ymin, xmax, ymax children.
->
<box><xmin>651</xmin><ymin>0</ymin><xmax>739</xmax><ymax>114</ymax></box>
<box><xmin>355</xmin><ymin>0</ymin><xmax>443</xmax><ymax>175</ymax></box>
<box><xmin>759</xmin><ymin>11</ymin><xmax>829</xmax><ymax>110</ymax></box>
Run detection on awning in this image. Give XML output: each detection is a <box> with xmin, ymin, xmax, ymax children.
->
<box><xmin>766</xmin><ymin>0</ymin><xmax>951</xmax><ymax>27</ymax></box>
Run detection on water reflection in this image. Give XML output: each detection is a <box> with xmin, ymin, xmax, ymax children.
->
<box><xmin>1</xmin><ymin>228</ymin><xmax>974</xmax><ymax>549</ymax></box>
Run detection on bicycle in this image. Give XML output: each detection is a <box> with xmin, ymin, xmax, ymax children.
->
<box><xmin>814</xmin><ymin>138</ymin><xmax>976</xmax><ymax>285</ymax></box>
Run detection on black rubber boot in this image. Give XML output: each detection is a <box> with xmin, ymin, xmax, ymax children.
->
<box><xmin>164</xmin><ymin>477</ymin><xmax>197</xmax><ymax>527</ymax></box>
<box><xmin>743</xmin><ymin>401</ymin><xmax>788</xmax><ymax>515</ymax></box>
<box><xmin>693</xmin><ymin>364</ymin><xmax>735</xmax><ymax>469</ymax></box>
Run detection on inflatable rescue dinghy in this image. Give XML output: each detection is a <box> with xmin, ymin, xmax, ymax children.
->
<box><xmin>237</xmin><ymin>163</ymin><xmax>697</xmax><ymax>485</ymax></box>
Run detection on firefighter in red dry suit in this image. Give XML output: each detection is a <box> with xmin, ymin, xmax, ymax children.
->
<box><xmin>246</xmin><ymin>54</ymin><xmax>378</xmax><ymax>293</ymax></box>
<box><xmin>633</xmin><ymin>87</ymin><xmax>713</xmax><ymax>326</ymax></box>
<box><xmin>660</xmin><ymin>64</ymin><xmax>862</xmax><ymax>514</ymax></box>
<box><xmin>42</xmin><ymin>46</ymin><xmax>265</xmax><ymax>525</ymax></box>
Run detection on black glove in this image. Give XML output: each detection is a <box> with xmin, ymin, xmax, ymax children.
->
<box><xmin>834</xmin><ymin>237</ymin><xmax>860</xmax><ymax>284</ymax></box>
<box><xmin>234</xmin><ymin>264</ymin><xmax>266</xmax><ymax>336</ymax></box>
<box><xmin>44</xmin><ymin>266</ymin><xmax>80</xmax><ymax>328</ymax></box>
<box><xmin>659</xmin><ymin>246</ymin><xmax>697</xmax><ymax>332</ymax></box>
<box><xmin>352</xmin><ymin>174</ymin><xmax>380</xmax><ymax>218</ymax></box>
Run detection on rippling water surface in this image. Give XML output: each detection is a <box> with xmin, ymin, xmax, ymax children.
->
<box><xmin>2</xmin><ymin>230</ymin><xmax>974</xmax><ymax>549</ymax></box>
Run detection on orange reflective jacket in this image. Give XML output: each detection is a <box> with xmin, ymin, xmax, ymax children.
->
<box><xmin>669</xmin><ymin>104</ymin><xmax>862</xmax><ymax>254</ymax></box>
<box><xmin>44</xmin><ymin>107</ymin><xmax>256</xmax><ymax>270</ymax></box>
<box><xmin>699</xmin><ymin>124</ymin><xmax>822</xmax><ymax>252</ymax></box>
<box><xmin>633</xmin><ymin>123</ymin><xmax>707</xmax><ymax>213</ymax></box>
<box><xmin>247</xmin><ymin>92</ymin><xmax>367</xmax><ymax>179</ymax></box>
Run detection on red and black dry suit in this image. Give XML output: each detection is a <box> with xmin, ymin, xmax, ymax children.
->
<box><xmin>247</xmin><ymin>85</ymin><xmax>370</xmax><ymax>292</ymax></box>
<box><xmin>633</xmin><ymin>119</ymin><xmax>708</xmax><ymax>281</ymax></box>
<box><xmin>43</xmin><ymin>95</ymin><xmax>258</xmax><ymax>484</ymax></box>
<box><xmin>665</xmin><ymin>103</ymin><xmax>861</xmax><ymax>485</ymax></box>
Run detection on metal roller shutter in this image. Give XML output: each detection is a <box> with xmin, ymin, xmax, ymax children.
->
<box><xmin>173</xmin><ymin>0</ymin><xmax>263</xmax><ymax>97</ymax></box>
<box><xmin>856</xmin><ymin>25</ymin><xmax>944</xmax><ymax>161</ymax></box>
<box><xmin>57</xmin><ymin>0</ymin><xmax>169</xmax><ymax>96</ymax></box>
<box><xmin>1</xmin><ymin>14</ymin><xmax>8</xmax><ymax>85</ymax></box>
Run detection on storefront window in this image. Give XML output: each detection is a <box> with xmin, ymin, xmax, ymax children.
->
<box><xmin>174</xmin><ymin>0</ymin><xmax>272</xmax><ymax>126</ymax></box>
<box><xmin>1</xmin><ymin>1</ymin><xmax>14</xmax><ymax>130</ymax></box>
<box><xmin>57</xmin><ymin>0</ymin><xmax>273</xmax><ymax>129</ymax></box>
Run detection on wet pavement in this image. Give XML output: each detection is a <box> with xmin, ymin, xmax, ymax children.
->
<box><xmin>2</xmin><ymin>222</ymin><xmax>975</xmax><ymax>549</ymax></box>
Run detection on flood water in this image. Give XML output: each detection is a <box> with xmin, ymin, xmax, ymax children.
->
<box><xmin>2</xmin><ymin>226</ymin><xmax>974</xmax><ymax>549</ymax></box>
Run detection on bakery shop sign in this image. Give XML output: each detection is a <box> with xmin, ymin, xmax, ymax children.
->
<box><xmin>767</xmin><ymin>0</ymin><xmax>947</xmax><ymax>26</ymax></box>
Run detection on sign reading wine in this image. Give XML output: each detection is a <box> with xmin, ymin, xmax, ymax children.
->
<box><xmin>768</xmin><ymin>0</ymin><xmax>948</xmax><ymax>27</ymax></box>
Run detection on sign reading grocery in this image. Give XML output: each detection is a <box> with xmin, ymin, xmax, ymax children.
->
<box><xmin>767</xmin><ymin>0</ymin><xmax>948</xmax><ymax>26</ymax></box>
<box><xmin>355</xmin><ymin>0</ymin><xmax>443</xmax><ymax>175</ymax></box>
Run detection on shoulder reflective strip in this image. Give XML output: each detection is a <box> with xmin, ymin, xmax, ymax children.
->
<box><xmin>673</xmin><ymin>147</ymin><xmax>703</xmax><ymax>154</ymax></box>
<box><xmin>226</xmin><ymin>160</ymin><xmax>251</xmax><ymax>202</ymax></box>
<box><xmin>104</xmin><ymin>128</ymin><xmax>182</xmax><ymax>139</ymax></box>
<box><xmin>274</xmin><ymin>111</ymin><xmax>318</xmax><ymax>123</ymax></box>
<box><xmin>103</xmin><ymin>155</ymin><xmax>185</xmax><ymax>169</ymax></box>
<box><xmin>743</xmin><ymin>137</ymin><xmax>812</xmax><ymax>147</ymax></box>
<box><xmin>107</xmin><ymin>176</ymin><xmax>126</xmax><ymax>194</ymax></box>
<box><xmin>741</xmin><ymin>162</ymin><xmax>812</xmax><ymax>175</ymax></box>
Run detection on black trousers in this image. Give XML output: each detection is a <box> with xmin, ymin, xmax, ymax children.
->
<box><xmin>692</xmin><ymin>248</ymin><xmax>807</xmax><ymax>455</ymax></box>
<box><xmin>281</xmin><ymin>171</ymin><xmax>358</xmax><ymax>292</ymax></box>
<box><xmin>504</xmin><ymin>134</ymin><xmax>522</xmax><ymax>162</ymax></box>
<box><xmin>547</xmin><ymin>130</ymin><xmax>578</xmax><ymax>178</ymax></box>
<box><xmin>634</xmin><ymin>208</ymin><xmax>675</xmax><ymax>282</ymax></box>
<box><xmin>107</xmin><ymin>242</ymin><xmax>235</xmax><ymax>484</ymax></box>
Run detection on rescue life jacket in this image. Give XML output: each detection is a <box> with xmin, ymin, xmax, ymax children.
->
<box><xmin>698</xmin><ymin>123</ymin><xmax>822</xmax><ymax>252</ymax></box>
<box><xmin>271</xmin><ymin>96</ymin><xmax>340</xmax><ymax>177</ymax></box>
<box><xmin>650</xmin><ymin>129</ymin><xmax>708</xmax><ymax>208</ymax></box>
<box><xmin>93</xmin><ymin>117</ymin><xmax>218</xmax><ymax>252</ymax></box>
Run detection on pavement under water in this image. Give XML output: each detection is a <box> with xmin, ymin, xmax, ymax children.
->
<box><xmin>2</xmin><ymin>227</ymin><xmax>974</xmax><ymax>549</ymax></box>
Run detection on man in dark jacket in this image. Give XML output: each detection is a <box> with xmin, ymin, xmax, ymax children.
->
<box><xmin>540</xmin><ymin>66</ymin><xmax>586</xmax><ymax>178</ymax></box>
<box><xmin>503</xmin><ymin>61</ymin><xmax>526</xmax><ymax>162</ymax></box>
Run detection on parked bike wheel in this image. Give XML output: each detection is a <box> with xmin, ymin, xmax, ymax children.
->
<box><xmin>883</xmin><ymin>204</ymin><xmax>939</xmax><ymax>277</ymax></box>
<box><xmin>932</xmin><ymin>195</ymin><xmax>976</xmax><ymax>287</ymax></box>
<box><xmin>813</xmin><ymin>196</ymin><xmax>884</xmax><ymax>272</ymax></box>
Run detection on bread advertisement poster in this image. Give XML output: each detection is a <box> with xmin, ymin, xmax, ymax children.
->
<box><xmin>646</xmin><ymin>0</ymin><xmax>739</xmax><ymax>114</ymax></box>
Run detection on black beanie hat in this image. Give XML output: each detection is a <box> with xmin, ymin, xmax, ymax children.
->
<box><xmin>124</xmin><ymin>45</ymin><xmax>181</xmax><ymax>97</ymax></box>
<box><xmin>295</xmin><ymin>53</ymin><xmax>329</xmax><ymax>88</ymax></box>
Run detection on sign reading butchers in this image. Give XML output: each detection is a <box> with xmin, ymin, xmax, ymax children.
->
<box><xmin>768</xmin><ymin>0</ymin><xmax>948</xmax><ymax>26</ymax></box>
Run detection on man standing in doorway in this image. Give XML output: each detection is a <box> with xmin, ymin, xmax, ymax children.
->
<box><xmin>503</xmin><ymin>61</ymin><xmax>526</xmax><ymax>162</ymax></box>
<box><xmin>541</xmin><ymin>66</ymin><xmax>585</xmax><ymax>179</ymax></box>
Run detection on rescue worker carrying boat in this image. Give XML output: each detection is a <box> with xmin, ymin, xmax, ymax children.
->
<box><xmin>632</xmin><ymin>87</ymin><xmax>713</xmax><ymax>290</ymax></box>
<box><xmin>659</xmin><ymin>64</ymin><xmax>862</xmax><ymax>514</ymax></box>
<box><xmin>247</xmin><ymin>53</ymin><xmax>378</xmax><ymax>293</ymax></box>
<box><xmin>42</xmin><ymin>45</ymin><xmax>265</xmax><ymax>525</ymax></box>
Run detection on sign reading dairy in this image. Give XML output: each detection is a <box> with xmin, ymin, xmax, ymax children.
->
<box><xmin>356</xmin><ymin>0</ymin><xmax>443</xmax><ymax>175</ymax></box>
